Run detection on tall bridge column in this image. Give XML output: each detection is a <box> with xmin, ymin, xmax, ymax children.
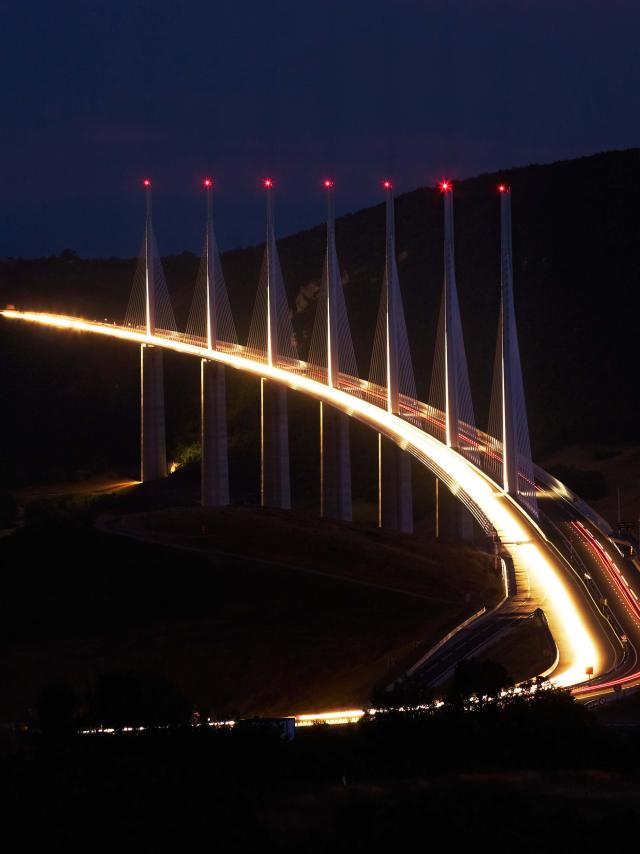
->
<box><xmin>378</xmin><ymin>436</ymin><xmax>413</xmax><ymax>533</ymax></box>
<box><xmin>140</xmin><ymin>343</ymin><xmax>166</xmax><ymax>482</ymax></box>
<box><xmin>261</xmin><ymin>378</ymin><xmax>291</xmax><ymax>509</ymax></box>
<box><xmin>376</xmin><ymin>182</ymin><xmax>413</xmax><ymax>533</ymax></box>
<box><xmin>138</xmin><ymin>180</ymin><xmax>167</xmax><ymax>483</ymax></box>
<box><xmin>435</xmin><ymin>478</ymin><xmax>474</xmax><ymax>544</ymax></box>
<box><xmin>255</xmin><ymin>180</ymin><xmax>292</xmax><ymax>510</ymax></box>
<box><xmin>317</xmin><ymin>182</ymin><xmax>352</xmax><ymax>523</ymax></box>
<box><xmin>201</xmin><ymin>359</ymin><xmax>229</xmax><ymax>506</ymax></box>
<box><xmin>320</xmin><ymin>402</ymin><xmax>352</xmax><ymax>521</ymax></box>
<box><xmin>499</xmin><ymin>185</ymin><xmax>519</xmax><ymax>499</ymax></box>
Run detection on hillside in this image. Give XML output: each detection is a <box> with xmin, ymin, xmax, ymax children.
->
<box><xmin>0</xmin><ymin>504</ymin><xmax>499</xmax><ymax>721</ymax></box>
<box><xmin>1</xmin><ymin>148</ymin><xmax>639</xmax><ymax>489</ymax></box>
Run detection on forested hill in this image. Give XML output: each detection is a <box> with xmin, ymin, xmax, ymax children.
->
<box><xmin>2</xmin><ymin>148</ymin><xmax>639</xmax><ymax>458</ymax></box>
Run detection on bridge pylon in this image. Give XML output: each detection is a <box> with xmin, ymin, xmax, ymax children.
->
<box><xmin>371</xmin><ymin>181</ymin><xmax>414</xmax><ymax>533</ymax></box>
<box><xmin>254</xmin><ymin>179</ymin><xmax>291</xmax><ymax>509</ymax></box>
<box><xmin>265</xmin><ymin>180</ymin><xmax>279</xmax><ymax>369</ymax></box>
<box><xmin>487</xmin><ymin>186</ymin><xmax>537</xmax><ymax>516</ymax></box>
<box><xmin>137</xmin><ymin>180</ymin><xmax>167</xmax><ymax>481</ymax></box>
<box><xmin>427</xmin><ymin>181</ymin><xmax>479</xmax><ymax>542</ymax></box>
<box><xmin>443</xmin><ymin>183</ymin><xmax>460</xmax><ymax>450</ymax></box>
<box><xmin>141</xmin><ymin>343</ymin><xmax>166</xmax><ymax>482</ymax></box>
<box><xmin>199</xmin><ymin>179</ymin><xmax>230</xmax><ymax>506</ymax></box>
<box><xmin>315</xmin><ymin>181</ymin><xmax>352</xmax><ymax>521</ymax></box>
<box><xmin>143</xmin><ymin>180</ymin><xmax>156</xmax><ymax>336</ymax></box>
<box><xmin>429</xmin><ymin>180</ymin><xmax>479</xmax><ymax>459</ymax></box>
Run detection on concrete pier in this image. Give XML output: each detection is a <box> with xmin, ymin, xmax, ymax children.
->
<box><xmin>435</xmin><ymin>477</ymin><xmax>474</xmax><ymax>544</ymax></box>
<box><xmin>140</xmin><ymin>344</ymin><xmax>167</xmax><ymax>482</ymax></box>
<box><xmin>261</xmin><ymin>378</ymin><xmax>291</xmax><ymax>509</ymax></box>
<box><xmin>378</xmin><ymin>436</ymin><xmax>413</xmax><ymax>533</ymax></box>
<box><xmin>320</xmin><ymin>402</ymin><xmax>352</xmax><ymax>522</ymax></box>
<box><xmin>201</xmin><ymin>359</ymin><xmax>230</xmax><ymax>506</ymax></box>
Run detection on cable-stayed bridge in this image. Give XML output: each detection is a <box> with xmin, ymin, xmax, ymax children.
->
<box><xmin>3</xmin><ymin>177</ymin><xmax>640</xmax><ymax>700</ymax></box>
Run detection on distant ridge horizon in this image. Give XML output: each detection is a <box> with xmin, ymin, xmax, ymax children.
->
<box><xmin>2</xmin><ymin>147</ymin><xmax>638</xmax><ymax>263</ymax></box>
<box><xmin>2</xmin><ymin>145</ymin><xmax>640</xmax><ymax>460</ymax></box>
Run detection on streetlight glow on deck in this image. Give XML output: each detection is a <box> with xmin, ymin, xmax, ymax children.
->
<box><xmin>0</xmin><ymin>307</ymin><xmax>603</xmax><ymax>689</ymax></box>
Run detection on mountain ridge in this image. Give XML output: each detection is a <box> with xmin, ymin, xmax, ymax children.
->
<box><xmin>1</xmin><ymin>147</ymin><xmax>639</xmax><ymax>488</ymax></box>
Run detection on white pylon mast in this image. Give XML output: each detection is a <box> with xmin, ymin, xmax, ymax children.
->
<box><xmin>325</xmin><ymin>180</ymin><xmax>339</xmax><ymax>389</ymax></box>
<box><xmin>264</xmin><ymin>178</ymin><xmax>278</xmax><ymax>368</ymax></box>
<box><xmin>203</xmin><ymin>178</ymin><xmax>216</xmax><ymax>351</ymax></box>
<box><xmin>383</xmin><ymin>180</ymin><xmax>400</xmax><ymax>415</ymax></box>
<box><xmin>499</xmin><ymin>185</ymin><xmax>518</xmax><ymax>496</ymax></box>
<box><xmin>442</xmin><ymin>180</ymin><xmax>459</xmax><ymax>449</ymax></box>
<box><xmin>143</xmin><ymin>178</ymin><xmax>155</xmax><ymax>336</ymax></box>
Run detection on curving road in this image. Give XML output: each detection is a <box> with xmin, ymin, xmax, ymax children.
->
<box><xmin>2</xmin><ymin>308</ymin><xmax>637</xmax><ymax>697</ymax></box>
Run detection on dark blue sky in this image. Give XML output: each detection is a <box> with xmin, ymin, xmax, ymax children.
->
<box><xmin>1</xmin><ymin>0</ymin><xmax>639</xmax><ymax>257</ymax></box>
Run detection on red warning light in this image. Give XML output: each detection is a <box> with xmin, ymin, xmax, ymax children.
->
<box><xmin>203</xmin><ymin>177</ymin><xmax>213</xmax><ymax>188</ymax></box>
<box><xmin>263</xmin><ymin>177</ymin><xmax>273</xmax><ymax>188</ymax></box>
<box><xmin>498</xmin><ymin>183</ymin><xmax>509</xmax><ymax>193</ymax></box>
<box><xmin>323</xmin><ymin>179</ymin><xmax>334</xmax><ymax>189</ymax></box>
<box><xmin>383</xmin><ymin>179</ymin><xmax>393</xmax><ymax>190</ymax></box>
<box><xmin>439</xmin><ymin>179</ymin><xmax>452</xmax><ymax>192</ymax></box>
<box><xmin>143</xmin><ymin>178</ymin><xmax>152</xmax><ymax>188</ymax></box>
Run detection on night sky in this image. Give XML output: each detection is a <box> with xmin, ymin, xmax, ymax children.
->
<box><xmin>2</xmin><ymin>0</ymin><xmax>639</xmax><ymax>257</ymax></box>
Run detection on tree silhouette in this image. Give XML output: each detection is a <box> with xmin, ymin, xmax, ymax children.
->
<box><xmin>448</xmin><ymin>659</ymin><xmax>513</xmax><ymax>706</ymax></box>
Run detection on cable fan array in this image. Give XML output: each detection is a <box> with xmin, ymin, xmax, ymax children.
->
<box><xmin>307</xmin><ymin>186</ymin><xmax>359</xmax><ymax>388</ymax></box>
<box><xmin>486</xmin><ymin>189</ymin><xmax>538</xmax><ymax>516</ymax></box>
<box><xmin>368</xmin><ymin>186</ymin><xmax>420</xmax><ymax>423</ymax></box>
<box><xmin>246</xmin><ymin>187</ymin><xmax>299</xmax><ymax>369</ymax></box>
<box><xmin>427</xmin><ymin>186</ymin><xmax>480</xmax><ymax>466</ymax></box>
<box><xmin>184</xmin><ymin>198</ymin><xmax>237</xmax><ymax>350</ymax></box>
<box><xmin>123</xmin><ymin>180</ymin><xmax>538</xmax><ymax>517</ymax></box>
<box><xmin>124</xmin><ymin>224</ymin><xmax>178</xmax><ymax>339</ymax></box>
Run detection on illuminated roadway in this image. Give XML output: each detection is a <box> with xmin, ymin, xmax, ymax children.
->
<box><xmin>4</xmin><ymin>308</ymin><xmax>640</xmax><ymax>702</ymax></box>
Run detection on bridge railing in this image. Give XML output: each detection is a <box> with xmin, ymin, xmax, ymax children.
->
<box><xmin>103</xmin><ymin>318</ymin><xmax>543</xmax><ymax>522</ymax></box>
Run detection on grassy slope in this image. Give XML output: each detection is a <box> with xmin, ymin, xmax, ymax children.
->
<box><xmin>0</xmin><ymin>499</ymin><xmax>502</xmax><ymax>722</ymax></box>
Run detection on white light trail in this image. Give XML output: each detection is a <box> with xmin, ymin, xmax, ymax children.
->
<box><xmin>295</xmin><ymin>709</ymin><xmax>366</xmax><ymax>727</ymax></box>
<box><xmin>1</xmin><ymin>309</ymin><xmax>601</xmax><ymax>687</ymax></box>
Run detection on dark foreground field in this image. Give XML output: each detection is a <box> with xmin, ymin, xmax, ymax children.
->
<box><xmin>4</xmin><ymin>690</ymin><xmax>640</xmax><ymax>853</ymax></box>
<box><xmin>1</xmin><ymin>492</ymin><xmax>504</xmax><ymax>723</ymax></box>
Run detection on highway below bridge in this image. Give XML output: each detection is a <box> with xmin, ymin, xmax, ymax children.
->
<box><xmin>3</xmin><ymin>175</ymin><xmax>638</xmax><ymax>711</ymax></box>
<box><xmin>3</xmin><ymin>308</ymin><xmax>640</xmax><ymax>706</ymax></box>
<box><xmin>407</xmin><ymin>475</ymin><xmax>640</xmax><ymax>704</ymax></box>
